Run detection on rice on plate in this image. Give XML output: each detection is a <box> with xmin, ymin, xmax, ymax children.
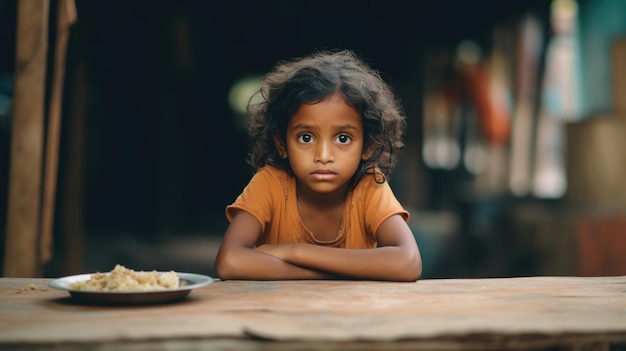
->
<box><xmin>69</xmin><ymin>264</ymin><xmax>179</xmax><ymax>292</ymax></box>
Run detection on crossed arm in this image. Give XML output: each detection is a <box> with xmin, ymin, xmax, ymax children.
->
<box><xmin>214</xmin><ymin>211</ymin><xmax>422</xmax><ymax>282</ymax></box>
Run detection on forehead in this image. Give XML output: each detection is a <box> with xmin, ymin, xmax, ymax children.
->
<box><xmin>289</xmin><ymin>93</ymin><xmax>362</xmax><ymax>130</ymax></box>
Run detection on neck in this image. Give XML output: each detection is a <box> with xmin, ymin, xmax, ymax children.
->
<box><xmin>296</xmin><ymin>182</ymin><xmax>348</xmax><ymax>209</ymax></box>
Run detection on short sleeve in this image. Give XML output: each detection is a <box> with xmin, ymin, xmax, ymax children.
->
<box><xmin>359</xmin><ymin>176</ymin><xmax>409</xmax><ymax>237</ymax></box>
<box><xmin>225</xmin><ymin>167</ymin><xmax>278</xmax><ymax>233</ymax></box>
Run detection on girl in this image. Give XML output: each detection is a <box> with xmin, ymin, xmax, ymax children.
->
<box><xmin>215</xmin><ymin>50</ymin><xmax>422</xmax><ymax>281</ymax></box>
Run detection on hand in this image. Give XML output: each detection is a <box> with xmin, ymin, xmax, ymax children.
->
<box><xmin>254</xmin><ymin>243</ymin><xmax>297</xmax><ymax>261</ymax></box>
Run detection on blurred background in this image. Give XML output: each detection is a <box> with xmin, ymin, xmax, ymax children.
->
<box><xmin>1</xmin><ymin>0</ymin><xmax>625</xmax><ymax>279</ymax></box>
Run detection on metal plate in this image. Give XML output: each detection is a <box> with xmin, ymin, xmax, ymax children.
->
<box><xmin>49</xmin><ymin>272</ymin><xmax>214</xmax><ymax>305</ymax></box>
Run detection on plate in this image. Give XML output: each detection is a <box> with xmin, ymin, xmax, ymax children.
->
<box><xmin>49</xmin><ymin>272</ymin><xmax>214</xmax><ymax>305</ymax></box>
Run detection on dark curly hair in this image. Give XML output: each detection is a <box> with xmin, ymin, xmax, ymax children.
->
<box><xmin>246</xmin><ymin>49</ymin><xmax>406</xmax><ymax>185</ymax></box>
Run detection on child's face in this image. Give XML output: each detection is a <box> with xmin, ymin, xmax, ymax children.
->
<box><xmin>277</xmin><ymin>92</ymin><xmax>365</xmax><ymax>196</ymax></box>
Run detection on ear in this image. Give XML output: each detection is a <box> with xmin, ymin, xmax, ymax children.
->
<box><xmin>273</xmin><ymin>133</ymin><xmax>288</xmax><ymax>158</ymax></box>
<box><xmin>361</xmin><ymin>142</ymin><xmax>376</xmax><ymax>161</ymax></box>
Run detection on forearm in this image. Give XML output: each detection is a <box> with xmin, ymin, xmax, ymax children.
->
<box><xmin>215</xmin><ymin>245</ymin><xmax>334</xmax><ymax>280</ymax></box>
<box><xmin>286</xmin><ymin>244</ymin><xmax>421</xmax><ymax>282</ymax></box>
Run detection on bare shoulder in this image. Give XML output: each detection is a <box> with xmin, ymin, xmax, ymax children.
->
<box><xmin>376</xmin><ymin>214</ymin><xmax>416</xmax><ymax>247</ymax></box>
<box><xmin>224</xmin><ymin>210</ymin><xmax>263</xmax><ymax>246</ymax></box>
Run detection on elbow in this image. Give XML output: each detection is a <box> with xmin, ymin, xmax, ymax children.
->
<box><xmin>396</xmin><ymin>249</ymin><xmax>423</xmax><ymax>282</ymax></box>
<box><xmin>214</xmin><ymin>250</ymin><xmax>239</xmax><ymax>281</ymax></box>
<box><xmin>410</xmin><ymin>255</ymin><xmax>423</xmax><ymax>282</ymax></box>
<box><xmin>214</xmin><ymin>258</ymin><xmax>230</xmax><ymax>281</ymax></box>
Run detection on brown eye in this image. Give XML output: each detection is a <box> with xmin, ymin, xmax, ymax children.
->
<box><xmin>336</xmin><ymin>134</ymin><xmax>352</xmax><ymax>145</ymax></box>
<box><xmin>297</xmin><ymin>133</ymin><xmax>314</xmax><ymax>144</ymax></box>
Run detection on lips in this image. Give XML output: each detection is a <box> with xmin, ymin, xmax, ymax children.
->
<box><xmin>311</xmin><ymin>169</ymin><xmax>337</xmax><ymax>181</ymax></box>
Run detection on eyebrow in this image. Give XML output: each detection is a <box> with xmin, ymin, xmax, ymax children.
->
<box><xmin>336</xmin><ymin>124</ymin><xmax>361</xmax><ymax>131</ymax></box>
<box><xmin>290</xmin><ymin>124</ymin><xmax>361</xmax><ymax>132</ymax></box>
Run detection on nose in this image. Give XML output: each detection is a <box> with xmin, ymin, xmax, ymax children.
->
<box><xmin>315</xmin><ymin>140</ymin><xmax>334</xmax><ymax>164</ymax></box>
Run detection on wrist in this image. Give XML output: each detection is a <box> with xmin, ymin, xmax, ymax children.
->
<box><xmin>287</xmin><ymin>242</ymin><xmax>301</xmax><ymax>263</ymax></box>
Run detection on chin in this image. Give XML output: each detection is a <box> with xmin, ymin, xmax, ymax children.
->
<box><xmin>310</xmin><ymin>183</ymin><xmax>347</xmax><ymax>194</ymax></box>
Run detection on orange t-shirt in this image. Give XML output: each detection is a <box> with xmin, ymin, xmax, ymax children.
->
<box><xmin>226</xmin><ymin>165</ymin><xmax>409</xmax><ymax>249</ymax></box>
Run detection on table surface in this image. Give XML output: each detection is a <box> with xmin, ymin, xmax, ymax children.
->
<box><xmin>1</xmin><ymin>275</ymin><xmax>626</xmax><ymax>350</ymax></box>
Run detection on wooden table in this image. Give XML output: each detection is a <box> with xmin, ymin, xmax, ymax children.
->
<box><xmin>1</xmin><ymin>276</ymin><xmax>626</xmax><ymax>350</ymax></box>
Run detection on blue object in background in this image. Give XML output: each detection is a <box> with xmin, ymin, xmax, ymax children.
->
<box><xmin>578</xmin><ymin>0</ymin><xmax>626</xmax><ymax>116</ymax></box>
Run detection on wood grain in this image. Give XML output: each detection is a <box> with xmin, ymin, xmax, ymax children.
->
<box><xmin>1</xmin><ymin>276</ymin><xmax>625</xmax><ymax>350</ymax></box>
<box><xmin>4</xmin><ymin>0</ymin><xmax>50</xmax><ymax>278</ymax></box>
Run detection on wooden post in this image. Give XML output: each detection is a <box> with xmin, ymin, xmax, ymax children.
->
<box><xmin>4</xmin><ymin>0</ymin><xmax>50</xmax><ymax>277</ymax></box>
<box><xmin>40</xmin><ymin>0</ymin><xmax>77</xmax><ymax>266</ymax></box>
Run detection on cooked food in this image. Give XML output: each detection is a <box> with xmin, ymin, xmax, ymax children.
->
<box><xmin>69</xmin><ymin>264</ymin><xmax>179</xmax><ymax>292</ymax></box>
